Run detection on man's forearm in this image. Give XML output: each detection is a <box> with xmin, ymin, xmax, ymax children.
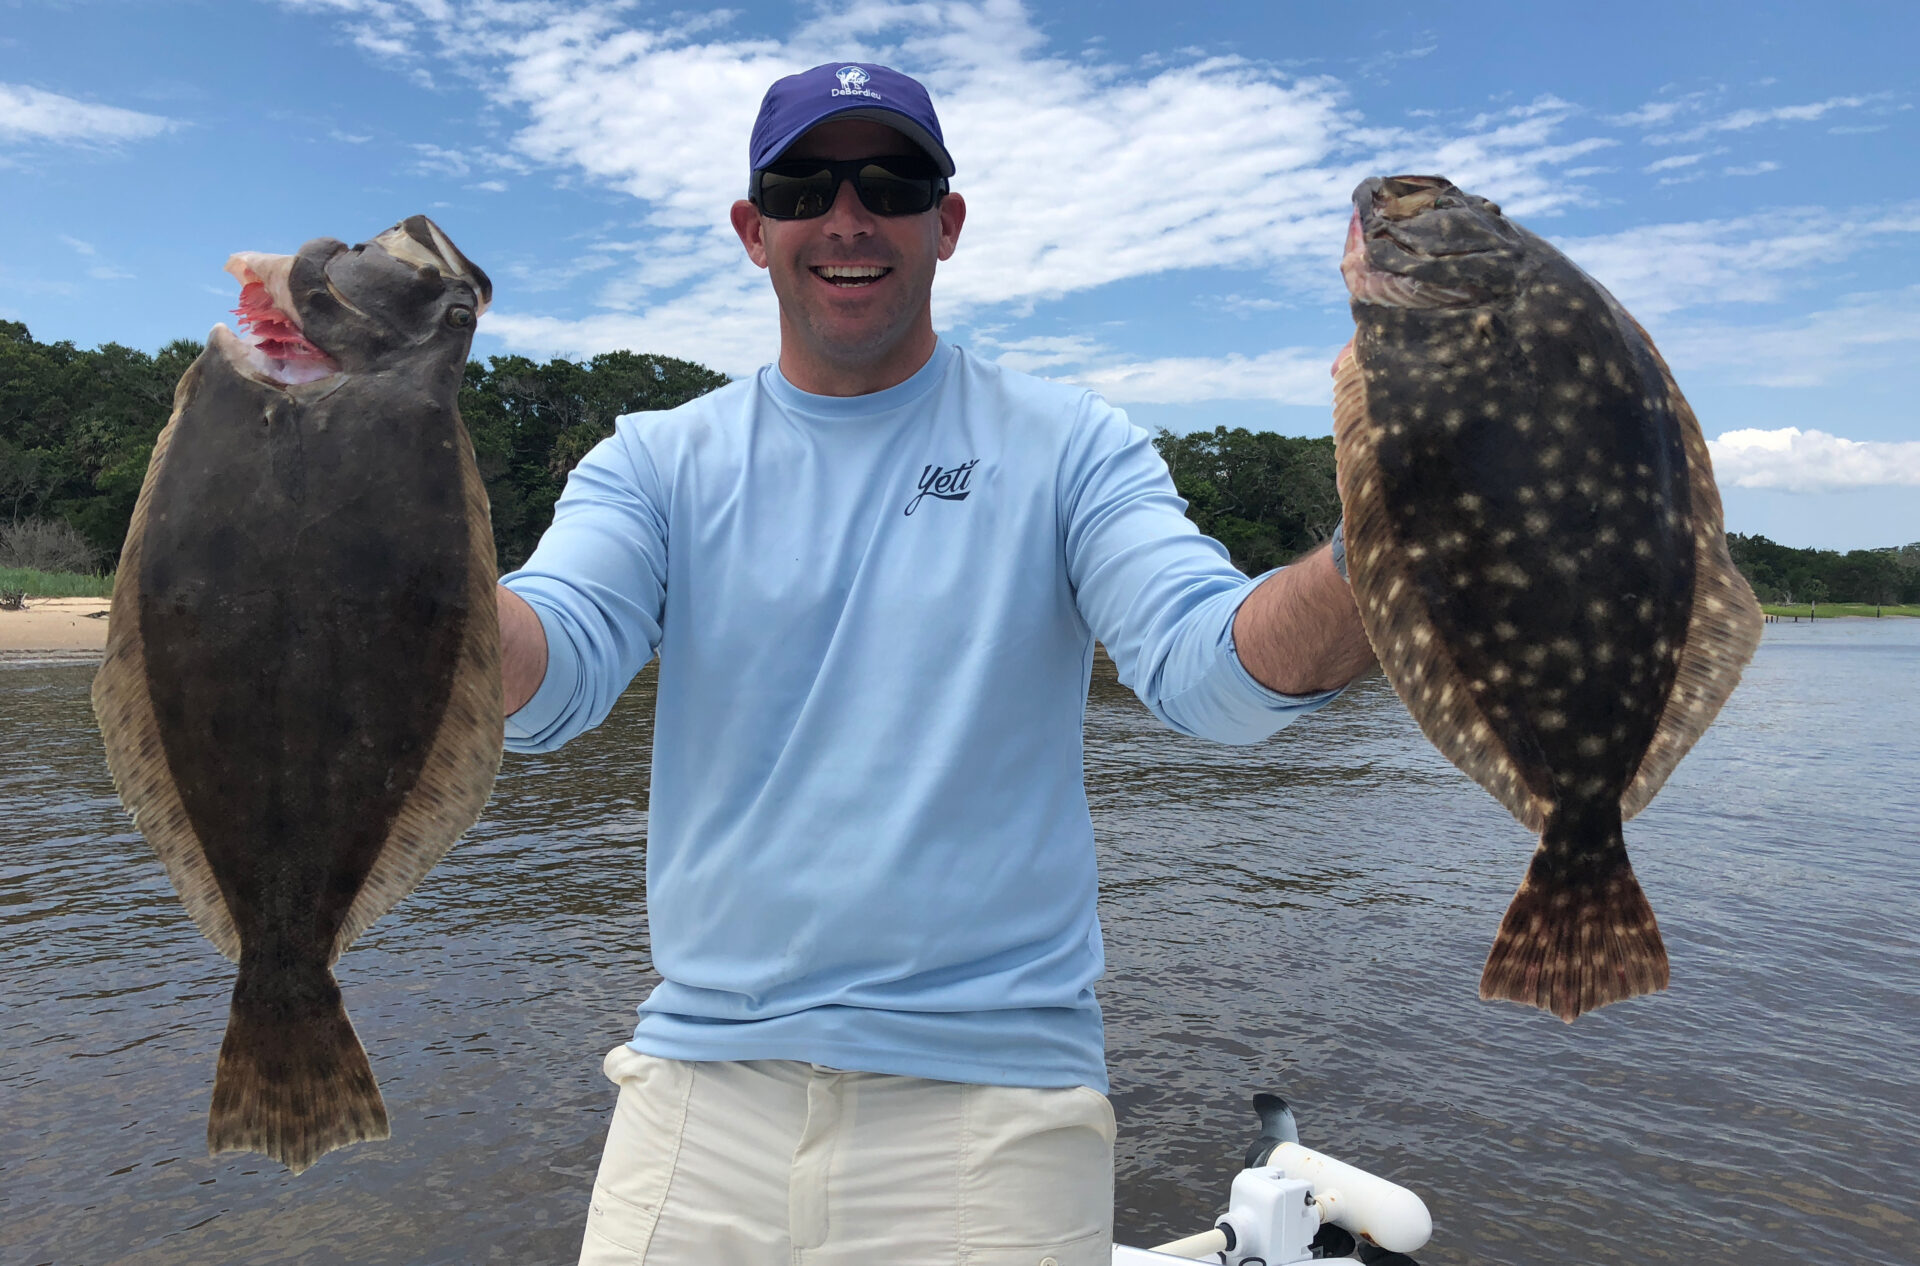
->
<box><xmin>496</xmin><ymin>584</ymin><xmax>549</xmax><ymax>716</ymax></box>
<box><xmin>1231</xmin><ymin>542</ymin><xmax>1376</xmax><ymax>695</ymax></box>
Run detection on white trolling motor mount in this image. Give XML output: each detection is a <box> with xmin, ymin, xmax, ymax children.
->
<box><xmin>1113</xmin><ymin>1094</ymin><xmax>1432</xmax><ymax>1266</ymax></box>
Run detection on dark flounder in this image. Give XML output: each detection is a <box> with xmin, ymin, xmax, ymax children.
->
<box><xmin>1332</xmin><ymin>176</ymin><xmax>1763</xmax><ymax>1022</ymax></box>
<box><xmin>92</xmin><ymin>216</ymin><xmax>503</xmax><ymax>1172</ymax></box>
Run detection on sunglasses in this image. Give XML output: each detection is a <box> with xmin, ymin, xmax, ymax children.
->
<box><xmin>751</xmin><ymin>154</ymin><xmax>948</xmax><ymax>220</ymax></box>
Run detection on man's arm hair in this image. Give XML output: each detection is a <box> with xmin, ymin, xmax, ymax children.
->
<box><xmin>1231</xmin><ymin>542</ymin><xmax>1376</xmax><ymax>696</ymax></box>
<box><xmin>497</xmin><ymin>584</ymin><xmax>549</xmax><ymax>716</ymax></box>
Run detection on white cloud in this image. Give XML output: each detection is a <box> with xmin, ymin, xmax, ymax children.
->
<box><xmin>58</xmin><ymin>234</ymin><xmax>135</xmax><ymax>282</ymax></box>
<box><xmin>1723</xmin><ymin>160</ymin><xmax>1780</xmax><ymax>177</ymax></box>
<box><xmin>1644</xmin><ymin>152</ymin><xmax>1708</xmax><ymax>172</ymax></box>
<box><xmin>277</xmin><ymin>0</ymin><xmax>1912</xmax><ymax>413</ymax></box>
<box><xmin>976</xmin><ymin>332</ymin><xmax>1339</xmax><ymax>405</ymax></box>
<box><xmin>1653</xmin><ymin>286</ymin><xmax>1920</xmax><ymax>387</ymax></box>
<box><xmin>1647</xmin><ymin>94</ymin><xmax>1879</xmax><ymax>144</ymax></box>
<box><xmin>0</xmin><ymin>83</ymin><xmax>175</xmax><ymax>144</ymax></box>
<box><xmin>1604</xmin><ymin>90</ymin><xmax>1715</xmax><ymax>129</ymax></box>
<box><xmin>1551</xmin><ymin>207</ymin><xmax>1920</xmax><ymax>318</ymax></box>
<box><xmin>280</xmin><ymin>0</ymin><xmax>1638</xmax><ymax>375</ymax></box>
<box><xmin>1708</xmin><ymin>427</ymin><xmax>1920</xmax><ymax>491</ymax></box>
<box><xmin>1067</xmin><ymin>346</ymin><xmax>1337</xmax><ymax>406</ymax></box>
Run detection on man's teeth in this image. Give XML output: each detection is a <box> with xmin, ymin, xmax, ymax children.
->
<box><xmin>815</xmin><ymin>265</ymin><xmax>888</xmax><ymax>284</ymax></box>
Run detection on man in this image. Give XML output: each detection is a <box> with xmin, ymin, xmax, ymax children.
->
<box><xmin>495</xmin><ymin>62</ymin><xmax>1375</xmax><ymax>1266</ymax></box>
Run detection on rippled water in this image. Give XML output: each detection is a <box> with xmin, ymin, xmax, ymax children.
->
<box><xmin>4</xmin><ymin>619</ymin><xmax>1916</xmax><ymax>1265</ymax></box>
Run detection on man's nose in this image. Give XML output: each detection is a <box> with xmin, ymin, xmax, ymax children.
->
<box><xmin>818</xmin><ymin>175</ymin><xmax>875</xmax><ymax>237</ymax></box>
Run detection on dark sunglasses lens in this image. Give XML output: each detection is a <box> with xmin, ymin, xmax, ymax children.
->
<box><xmin>759</xmin><ymin>167</ymin><xmax>836</xmax><ymax>219</ymax></box>
<box><xmin>855</xmin><ymin>164</ymin><xmax>938</xmax><ymax>215</ymax></box>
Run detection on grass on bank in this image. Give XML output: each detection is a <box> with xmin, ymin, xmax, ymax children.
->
<box><xmin>0</xmin><ymin>568</ymin><xmax>115</xmax><ymax>598</ymax></box>
<box><xmin>1762</xmin><ymin>602</ymin><xmax>1920</xmax><ymax>619</ymax></box>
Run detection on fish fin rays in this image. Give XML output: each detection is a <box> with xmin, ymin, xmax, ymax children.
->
<box><xmin>1333</xmin><ymin>354</ymin><xmax>1551</xmax><ymax>833</ymax></box>
<box><xmin>92</xmin><ymin>392</ymin><xmax>244</xmax><ymax>963</ymax></box>
<box><xmin>1479</xmin><ymin>803</ymin><xmax>1669</xmax><ymax>1021</ymax></box>
<box><xmin>1619</xmin><ymin>349</ymin><xmax>1763</xmax><ymax>822</ymax></box>
<box><xmin>208</xmin><ymin>952</ymin><xmax>389</xmax><ymax>1173</ymax></box>
<box><xmin>332</xmin><ymin>434</ymin><xmax>503</xmax><ymax>960</ymax></box>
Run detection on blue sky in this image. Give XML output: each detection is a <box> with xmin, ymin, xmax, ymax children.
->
<box><xmin>3</xmin><ymin>0</ymin><xmax>1916</xmax><ymax>549</ymax></box>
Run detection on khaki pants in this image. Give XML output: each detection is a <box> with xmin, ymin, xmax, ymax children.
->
<box><xmin>577</xmin><ymin>1045</ymin><xmax>1115</xmax><ymax>1266</ymax></box>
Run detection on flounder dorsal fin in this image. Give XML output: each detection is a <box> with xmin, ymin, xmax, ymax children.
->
<box><xmin>93</xmin><ymin>368</ymin><xmax>244</xmax><ymax>963</ymax></box>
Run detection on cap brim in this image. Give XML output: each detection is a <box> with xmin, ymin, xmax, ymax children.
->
<box><xmin>760</xmin><ymin>104</ymin><xmax>955</xmax><ymax>178</ymax></box>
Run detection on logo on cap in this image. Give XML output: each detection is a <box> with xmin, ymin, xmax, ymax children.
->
<box><xmin>832</xmin><ymin>65</ymin><xmax>881</xmax><ymax>100</ymax></box>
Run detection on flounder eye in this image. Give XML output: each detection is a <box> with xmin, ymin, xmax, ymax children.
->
<box><xmin>446</xmin><ymin>306</ymin><xmax>475</xmax><ymax>329</ymax></box>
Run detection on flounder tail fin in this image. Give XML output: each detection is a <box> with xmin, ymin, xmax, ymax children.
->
<box><xmin>208</xmin><ymin>950</ymin><xmax>389</xmax><ymax>1174</ymax></box>
<box><xmin>1479</xmin><ymin>802</ymin><xmax>1669</xmax><ymax>1022</ymax></box>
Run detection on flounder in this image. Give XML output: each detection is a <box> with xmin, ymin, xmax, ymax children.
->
<box><xmin>92</xmin><ymin>216</ymin><xmax>503</xmax><ymax>1171</ymax></box>
<box><xmin>1331</xmin><ymin>175</ymin><xmax>1763</xmax><ymax>1022</ymax></box>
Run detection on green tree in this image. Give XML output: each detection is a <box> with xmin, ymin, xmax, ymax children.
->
<box><xmin>1153</xmin><ymin>427</ymin><xmax>1340</xmax><ymax>573</ymax></box>
<box><xmin>460</xmin><ymin>350</ymin><xmax>729</xmax><ymax>569</ymax></box>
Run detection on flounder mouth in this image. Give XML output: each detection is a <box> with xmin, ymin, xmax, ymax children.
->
<box><xmin>1340</xmin><ymin>208</ymin><xmax>1491</xmax><ymax>311</ymax></box>
<box><xmin>220</xmin><ymin>252</ymin><xmax>340</xmax><ymax>386</ymax></box>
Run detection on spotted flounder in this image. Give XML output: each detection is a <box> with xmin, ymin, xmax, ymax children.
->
<box><xmin>1331</xmin><ymin>175</ymin><xmax>1762</xmax><ymax>1022</ymax></box>
<box><xmin>92</xmin><ymin>216</ymin><xmax>503</xmax><ymax>1171</ymax></box>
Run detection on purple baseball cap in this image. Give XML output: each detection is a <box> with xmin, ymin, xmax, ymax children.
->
<box><xmin>749</xmin><ymin>62</ymin><xmax>955</xmax><ymax>182</ymax></box>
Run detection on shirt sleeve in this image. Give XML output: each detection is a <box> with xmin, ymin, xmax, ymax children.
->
<box><xmin>498</xmin><ymin>417</ymin><xmax>668</xmax><ymax>753</ymax></box>
<box><xmin>1059</xmin><ymin>396</ymin><xmax>1341</xmax><ymax>745</ymax></box>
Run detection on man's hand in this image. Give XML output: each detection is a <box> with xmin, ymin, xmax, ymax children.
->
<box><xmin>1231</xmin><ymin>542</ymin><xmax>1375</xmax><ymax>696</ymax></box>
<box><xmin>497</xmin><ymin>585</ymin><xmax>549</xmax><ymax>716</ymax></box>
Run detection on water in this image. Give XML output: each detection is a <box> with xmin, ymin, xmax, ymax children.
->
<box><xmin>4</xmin><ymin>619</ymin><xmax>1917</xmax><ymax>1265</ymax></box>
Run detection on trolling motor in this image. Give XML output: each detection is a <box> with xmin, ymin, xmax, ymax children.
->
<box><xmin>1113</xmin><ymin>1095</ymin><xmax>1432</xmax><ymax>1265</ymax></box>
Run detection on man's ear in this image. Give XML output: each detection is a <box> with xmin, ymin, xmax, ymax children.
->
<box><xmin>731</xmin><ymin>200</ymin><xmax>770</xmax><ymax>269</ymax></box>
<box><xmin>936</xmin><ymin>192</ymin><xmax>966</xmax><ymax>262</ymax></box>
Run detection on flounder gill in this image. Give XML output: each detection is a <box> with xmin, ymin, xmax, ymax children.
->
<box><xmin>1331</xmin><ymin>175</ymin><xmax>1763</xmax><ymax>1022</ymax></box>
<box><xmin>92</xmin><ymin>216</ymin><xmax>503</xmax><ymax>1172</ymax></box>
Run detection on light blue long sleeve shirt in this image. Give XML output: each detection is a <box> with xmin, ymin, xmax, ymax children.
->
<box><xmin>501</xmin><ymin>341</ymin><xmax>1336</xmax><ymax>1092</ymax></box>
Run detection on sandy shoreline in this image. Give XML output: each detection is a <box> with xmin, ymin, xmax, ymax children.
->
<box><xmin>0</xmin><ymin>597</ymin><xmax>111</xmax><ymax>657</ymax></box>
<box><xmin>0</xmin><ymin>594</ymin><xmax>1906</xmax><ymax>661</ymax></box>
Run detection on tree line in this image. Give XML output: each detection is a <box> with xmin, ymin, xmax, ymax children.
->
<box><xmin>3</xmin><ymin>319</ymin><xmax>1916</xmax><ymax>604</ymax></box>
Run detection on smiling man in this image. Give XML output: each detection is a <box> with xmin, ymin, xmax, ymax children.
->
<box><xmin>494</xmin><ymin>62</ymin><xmax>1375</xmax><ymax>1266</ymax></box>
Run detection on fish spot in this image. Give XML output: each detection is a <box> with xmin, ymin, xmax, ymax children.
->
<box><xmin>1597</xmin><ymin>524</ymin><xmax>1619</xmax><ymax>545</ymax></box>
<box><xmin>1494</xmin><ymin>621</ymin><xmax>1519</xmax><ymax>641</ymax></box>
<box><xmin>1633</xmin><ymin>539</ymin><xmax>1654</xmax><ymax>558</ymax></box>
<box><xmin>1551</xmin><ymin>637</ymin><xmax>1580</xmax><ymax>659</ymax></box>
<box><xmin>1587</xmin><ymin>599</ymin><xmax>1609</xmax><ymax>620</ymax></box>
<box><xmin>1577</xmin><ymin>735</ymin><xmax>1607</xmax><ymax>757</ymax></box>
<box><xmin>1522</xmin><ymin>646</ymin><xmax>1549</xmax><ymax>668</ymax></box>
<box><xmin>1525</xmin><ymin>511</ymin><xmax>1550</xmax><ymax>534</ymax></box>
<box><xmin>1541</xmin><ymin>447</ymin><xmax>1564</xmax><ymax>469</ymax></box>
<box><xmin>1487</xmin><ymin>562</ymin><xmax>1529</xmax><ymax>587</ymax></box>
<box><xmin>1577</xmin><ymin>354</ymin><xmax>1597</xmax><ymax>376</ymax></box>
<box><xmin>1489</xmin><ymin>663</ymin><xmax>1513</xmax><ymax>683</ymax></box>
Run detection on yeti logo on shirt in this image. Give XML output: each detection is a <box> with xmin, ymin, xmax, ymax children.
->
<box><xmin>904</xmin><ymin>459</ymin><xmax>979</xmax><ymax>516</ymax></box>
